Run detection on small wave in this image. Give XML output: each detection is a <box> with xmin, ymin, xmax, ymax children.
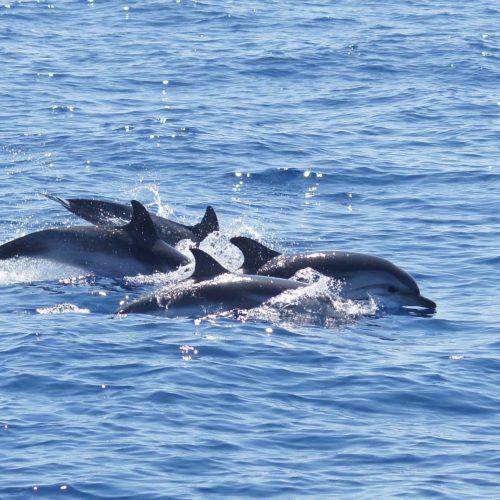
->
<box><xmin>50</xmin><ymin>104</ymin><xmax>76</xmax><ymax>113</ymax></box>
<box><xmin>36</xmin><ymin>303</ymin><xmax>90</xmax><ymax>315</ymax></box>
<box><xmin>229</xmin><ymin>167</ymin><xmax>325</xmax><ymax>185</ymax></box>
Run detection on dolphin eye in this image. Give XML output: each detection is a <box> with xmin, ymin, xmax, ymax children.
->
<box><xmin>388</xmin><ymin>286</ymin><xmax>397</xmax><ymax>294</ymax></box>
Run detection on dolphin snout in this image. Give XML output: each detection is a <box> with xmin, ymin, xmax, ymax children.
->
<box><xmin>404</xmin><ymin>293</ymin><xmax>436</xmax><ymax>311</ymax></box>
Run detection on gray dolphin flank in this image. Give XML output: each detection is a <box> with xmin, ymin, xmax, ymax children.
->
<box><xmin>44</xmin><ymin>194</ymin><xmax>219</xmax><ymax>244</ymax></box>
<box><xmin>0</xmin><ymin>200</ymin><xmax>189</xmax><ymax>278</ymax></box>
<box><xmin>230</xmin><ymin>236</ymin><xmax>436</xmax><ymax>311</ymax></box>
<box><xmin>117</xmin><ymin>248</ymin><xmax>307</xmax><ymax>316</ymax></box>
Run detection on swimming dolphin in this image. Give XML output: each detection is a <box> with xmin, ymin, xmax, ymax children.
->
<box><xmin>44</xmin><ymin>194</ymin><xmax>218</xmax><ymax>245</ymax></box>
<box><xmin>0</xmin><ymin>200</ymin><xmax>189</xmax><ymax>278</ymax></box>
<box><xmin>117</xmin><ymin>248</ymin><xmax>307</xmax><ymax>316</ymax></box>
<box><xmin>230</xmin><ymin>236</ymin><xmax>436</xmax><ymax>311</ymax></box>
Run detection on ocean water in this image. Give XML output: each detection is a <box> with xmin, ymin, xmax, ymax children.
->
<box><xmin>1</xmin><ymin>0</ymin><xmax>499</xmax><ymax>497</ymax></box>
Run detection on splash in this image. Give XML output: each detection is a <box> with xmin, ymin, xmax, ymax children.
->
<box><xmin>0</xmin><ymin>258</ymin><xmax>87</xmax><ymax>286</ymax></box>
<box><xmin>123</xmin><ymin>265</ymin><xmax>193</xmax><ymax>287</ymax></box>
<box><xmin>249</xmin><ymin>276</ymin><xmax>378</xmax><ymax>328</ymax></box>
<box><xmin>129</xmin><ymin>184</ymin><xmax>173</xmax><ymax>219</ymax></box>
<box><xmin>199</xmin><ymin>232</ymin><xmax>243</xmax><ymax>272</ymax></box>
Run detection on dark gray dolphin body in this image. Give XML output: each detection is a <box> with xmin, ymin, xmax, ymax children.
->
<box><xmin>0</xmin><ymin>201</ymin><xmax>189</xmax><ymax>278</ymax></box>
<box><xmin>44</xmin><ymin>194</ymin><xmax>218</xmax><ymax>245</ymax></box>
<box><xmin>230</xmin><ymin>236</ymin><xmax>436</xmax><ymax>311</ymax></box>
<box><xmin>117</xmin><ymin>248</ymin><xmax>307</xmax><ymax>316</ymax></box>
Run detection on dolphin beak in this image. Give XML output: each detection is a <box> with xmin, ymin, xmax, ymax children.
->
<box><xmin>403</xmin><ymin>293</ymin><xmax>437</xmax><ymax>311</ymax></box>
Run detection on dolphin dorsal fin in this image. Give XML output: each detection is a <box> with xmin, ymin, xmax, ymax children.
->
<box><xmin>124</xmin><ymin>200</ymin><xmax>159</xmax><ymax>240</ymax></box>
<box><xmin>230</xmin><ymin>236</ymin><xmax>281</xmax><ymax>274</ymax></box>
<box><xmin>190</xmin><ymin>248</ymin><xmax>229</xmax><ymax>282</ymax></box>
<box><xmin>190</xmin><ymin>206</ymin><xmax>219</xmax><ymax>241</ymax></box>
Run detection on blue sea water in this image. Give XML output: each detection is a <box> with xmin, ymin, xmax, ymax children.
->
<box><xmin>0</xmin><ymin>0</ymin><xmax>499</xmax><ymax>497</ymax></box>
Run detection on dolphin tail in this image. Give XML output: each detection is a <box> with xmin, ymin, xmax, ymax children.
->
<box><xmin>189</xmin><ymin>206</ymin><xmax>219</xmax><ymax>242</ymax></box>
<box><xmin>229</xmin><ymin>236</ymin><xmax>281</xmax><ymax>274</ymax></box>
<box><xmin>43</xmin><ymin>193</ymin><xmax>73</xmax><ymax>212</ymax></box>
<box><xmin>42</xmin><ymin>193</ymin><xmax>131</xmax><ymax>226</ymax></box>
<box><xmin>190</xmin><ymin>248</ymin><xmax>229</xmax><ymax>282</ymax></box>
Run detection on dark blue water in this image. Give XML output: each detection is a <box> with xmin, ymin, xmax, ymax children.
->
<box><xmin>1</xmin><ymin>0</ymin><xmax>499</xmax><ymax>497</ymax></box>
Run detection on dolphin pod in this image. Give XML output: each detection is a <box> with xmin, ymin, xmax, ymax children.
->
<box><xmin>117</xmin><ymin>248</ymin><xmax>308</xmax><ymax>316</ymax></box>
<box><xmin>0</xmin><ymin>194</ymin><xmax>436</xmax><ymax>319</ymax></box>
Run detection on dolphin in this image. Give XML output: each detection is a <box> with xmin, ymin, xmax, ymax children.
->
<box><xmin>0</xmin><ymin>200</ymin><xmax>189</xmax><ymax>278</ymax></box>
<box><xmin>230</xmin><ymin>236</ymin><xmax>436</xmax><ymax>311</ymax></box>
<box><xmin>44</xmin><ymin>194</ymin><xmax>219</xmax><ymax>245</ymax></box>
<box><xmin>117</xmin><ymin>248</ymin><xmax>308</xmax><ymax>316</ymax></box>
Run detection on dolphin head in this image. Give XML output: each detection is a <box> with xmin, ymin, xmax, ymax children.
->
<box><xmin>339</xmin><ymin>255</ymin><xmax>436</xmax><ymax>312</ymax></box>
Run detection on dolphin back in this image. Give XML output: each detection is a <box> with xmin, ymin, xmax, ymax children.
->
<box><xmin>0</xmin><ymin>232</ymin><xmax>47</xmax><ymax>260</ymax></box>
<box><xmin>44</xmin><ymin>194</ymin><xmax>131</xmax><ymax>225</ymax></box>
<box><xmin>44</xmin><ymin>194</ymin><xmax>218</xmax><ymax>245</ymax></box>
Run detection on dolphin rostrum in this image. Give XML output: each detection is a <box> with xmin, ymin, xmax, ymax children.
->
<box><xmin>44</xmin><ymin>194</ymin><xmax>219</xmax><ymax>245</ymax></box>
<box><xmin>230</xmin><ymin>236</ymin><xmax>436</xmax><ymax>311</ymax></box>
<box><xmin>0</xmin><ymin>200</ymin><xmax>189</xmax><ymax>278</ymax></box>
<box><xmin>117</xmin><ymin>248</ymin><xmax>308</xmax><ymax>316</ymax></box>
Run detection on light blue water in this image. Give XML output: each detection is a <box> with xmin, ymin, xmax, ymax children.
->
<box><xmin>1</xmin><ymin>0</ymin><xmax>499</xmax><ymax>497</ymax></box>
